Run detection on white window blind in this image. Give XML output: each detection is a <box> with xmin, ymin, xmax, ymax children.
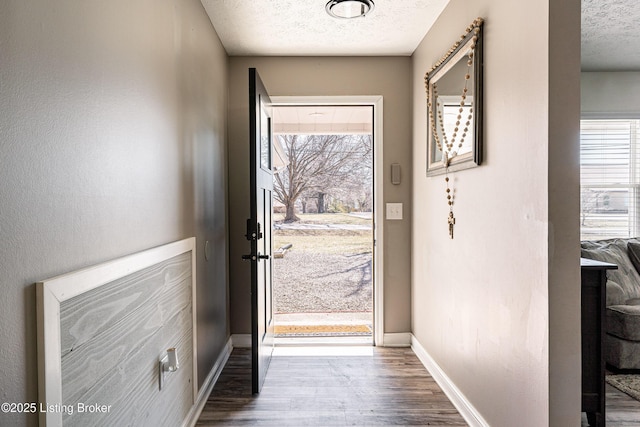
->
<box><xmin>580</xmin><ymin>119</ymin><xmax>640</xmax><ymax>240</ymax></box>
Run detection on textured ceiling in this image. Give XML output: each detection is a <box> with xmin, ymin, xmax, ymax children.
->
<box><xmin>582</xmin><ymin>0</ymin><xmax>640</xmax><ymax>71</ymax></box>
<box><xmin>201</xmin><ymin>0</ymin><xmax>640</xmax><ymax>69</ymax></box>
<box><xmin>200</xmin><ymin>0</ymin><xmax>450</xmax><ymax>56</ymax></box>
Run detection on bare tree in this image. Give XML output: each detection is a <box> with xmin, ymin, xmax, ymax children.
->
<box><xmin>315</xmin><ymin>134</ymin><xmax>372</xmax><ymax>213</ymax></box>
<box><xmin>337</xmin><ymin>135</ymin><xmax>373</xmax><ymax>211</ymax></box>
<box><xmin>273</xmin><ymin>134</ymin><xmax>372</xmax><ymax>222</ymax></box>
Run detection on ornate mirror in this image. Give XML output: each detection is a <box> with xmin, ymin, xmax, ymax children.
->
<box><xmin>425</xmin><ymin>18</ymin><xmax>484</xmax><ymax>176</ymax></box>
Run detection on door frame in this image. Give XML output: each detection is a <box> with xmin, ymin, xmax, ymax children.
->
<box><xmin>270</xmin><ymin>95</ymin><xmax>384</xmax><ymax>346</ymax></box>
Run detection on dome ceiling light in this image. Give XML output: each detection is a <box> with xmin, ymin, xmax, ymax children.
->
<box><xmin>325</xmin><ymin>0</ymin><xmax>375</xmax><ymax>19</ymax></box>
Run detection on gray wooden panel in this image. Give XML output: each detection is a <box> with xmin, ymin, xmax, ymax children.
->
<box><xmin>59</xmin><ymin>252</ymin><xmax>193</xmax><ymax>427</ymax></box>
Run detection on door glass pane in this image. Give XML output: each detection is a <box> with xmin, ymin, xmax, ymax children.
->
<box><xmin>261</xmin><ymin>99</ymin><xmax>271</xmax><ymax>170</ymax></box>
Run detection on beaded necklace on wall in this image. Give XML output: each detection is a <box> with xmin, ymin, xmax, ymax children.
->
<box><xmin>424</xmin><ymin>18</ymin><xmax>483</xmax><ymax>239</ymax></box>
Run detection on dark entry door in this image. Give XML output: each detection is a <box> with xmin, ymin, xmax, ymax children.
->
<box><xmin>246</xmin><ymin>68</ymin><xmax>274</xmax><ymax>394</ymax></box>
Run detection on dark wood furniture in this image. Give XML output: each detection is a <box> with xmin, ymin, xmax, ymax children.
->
<box><xmin>582</xmin><ymin>257</ymin><xmax>617</xmax><ymax>427</ymax></box>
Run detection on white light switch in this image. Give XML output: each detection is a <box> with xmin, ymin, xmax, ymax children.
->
<box><xmin>386</xmin><ymin>203</ymin><xmax>403</xmax><ymax>220</ymax></box>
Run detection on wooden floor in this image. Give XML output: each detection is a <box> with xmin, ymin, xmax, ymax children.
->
<box><xmin>196</xmin><ymin>347</ymin><xmax>467</xmax><ymax>426</ymax></box>
<box><xmin>581</xmin><ymin>383</ymin><xmax>640</xmax><ymax>426</ymax></box>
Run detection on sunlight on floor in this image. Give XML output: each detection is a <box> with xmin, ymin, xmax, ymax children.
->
<box><xmin>273</xmin><ymin>346</ymin><xmax>375</xmax><ymax>357</ymax></box>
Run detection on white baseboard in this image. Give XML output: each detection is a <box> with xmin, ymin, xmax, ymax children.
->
<box><xmin>411</xmin><ymin>335</ymin><xmax>489</xmax><ymax>427</ymax></box>
<box><xmin>382</xmin><ymin>332</ymin><xmax>412</xmax><ymax>347</ymax></box>
<box><xmin>183</xmin><ymin>337</ymin><xmax>232</xmax><ymax>427</ymax></box>
<box><xmin>231</xmin><ymin>333</ymin><xmax>251</xmax><ymax>348</ymax></box>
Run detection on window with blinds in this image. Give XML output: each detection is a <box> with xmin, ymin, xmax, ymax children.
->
<box><xmin>580</xmin><ymin>119</ymin><xmax>640</xmax><ymax>240</ymax></box>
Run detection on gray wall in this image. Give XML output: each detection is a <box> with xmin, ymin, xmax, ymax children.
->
<box><xmin>227</xmin><ymin>57</ymin><xmax>413</xmax><ymax>336</ymax></box>
<box><xmin>411</xmin><ymin>0</ymin><xmax>581</xmax><ymax>425</ymax></box>
<box><xmin>582</xmin><ymin>71</ymin><xmax>640</xmax><ymax>117</ymax></box>
<box><xmin>0</xmin><ymin>0</ymin><xmax>229</xmax><ymax>425</ymax></box>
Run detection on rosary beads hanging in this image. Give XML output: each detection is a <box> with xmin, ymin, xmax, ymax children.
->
<box><xmin>423</xmin><ymin>17</ymin><xmax>483</xmax><ymax>239</ymax></box>
<box><xmin>445</xmin><ymin>172</ymin><xmax>455</xmax><ymax>239</ymax></box>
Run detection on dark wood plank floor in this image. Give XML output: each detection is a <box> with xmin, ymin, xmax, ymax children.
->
<box><xmin>581</xmin><ymin>383</ymin><xmax>640</xmax><ymax>426</ymax></box>
<box><xmin>197</xmin><ymin>347</ymin><xmax>467</xmax><ymax>426</ymax></box>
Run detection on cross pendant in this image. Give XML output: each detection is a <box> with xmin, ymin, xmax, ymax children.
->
<box><xmin>448</xmin><ymin>211</ymin><xmax>455</xmax><ymax>239</ymax></box>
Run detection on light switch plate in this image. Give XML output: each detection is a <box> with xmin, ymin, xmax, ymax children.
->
<box><xmin>386</xmin><ymin>203</ymin><xmax>403</xmax><ymax>220</ymax></box>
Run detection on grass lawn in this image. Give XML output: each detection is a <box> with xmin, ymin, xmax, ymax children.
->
<box><xmin>273</xmin><ymin>212</ymin><xmax>371</xmax><ymax>226</ymax></box>
<box><xmin>273</xmin><ymin>213</ymin><xmax>372</xmax><ymax>255</ymax></box>
<box><xmin>274</xmin><ymin>230</ymin><xmax>372</xmax><ymax>255</ymax></box>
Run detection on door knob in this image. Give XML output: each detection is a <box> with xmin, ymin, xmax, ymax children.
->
<box><xmin>242</xmin><ymin>253</ymin><xmax>270</xmax><ymax>261</ymax></box>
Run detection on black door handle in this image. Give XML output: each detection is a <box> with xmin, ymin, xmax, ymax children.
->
<box><xmin>242</xmin><ymin>253</ymin><xmax>270</xmax><ymax>261</ymax></box>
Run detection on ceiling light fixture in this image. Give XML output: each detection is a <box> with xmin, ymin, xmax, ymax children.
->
<box><xmin>326</xmin><ymin>0</ymin><xmax>375</xmax><ymax>19</ymax></box>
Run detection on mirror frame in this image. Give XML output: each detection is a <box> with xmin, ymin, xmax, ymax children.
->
<box><xmin>425</xmin><ymin>18</ymin><xmax>484</xmax><ymax>176</ymax></box>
